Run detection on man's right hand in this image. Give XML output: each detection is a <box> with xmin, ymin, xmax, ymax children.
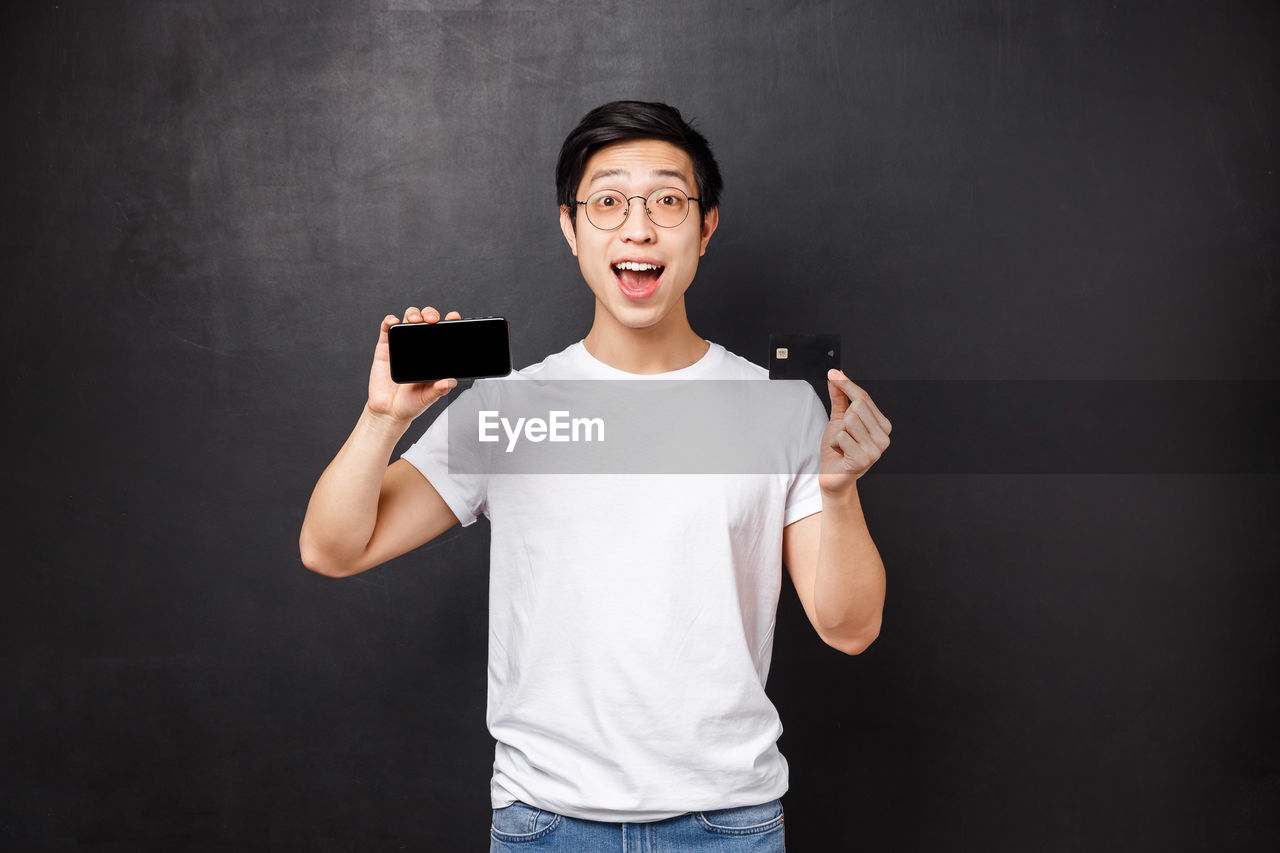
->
<box><xmin>300</xmin><ymin>305</ymin><xmax>467</xmax><ymax>577</ymax></box>
<box><xmin>367</xmin><ymin>306</ymin><xmax>462</xmax><ymax>425</ymax></box>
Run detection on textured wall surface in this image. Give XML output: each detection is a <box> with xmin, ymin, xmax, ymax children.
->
<box><xmin>2</xmin><ymin>1</ymin><xmax>1276</xmax><ymax>849</ymax></box>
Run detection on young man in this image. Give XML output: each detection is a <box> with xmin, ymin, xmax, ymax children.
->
<box><xmin>300</xmin><ymin>101</ymin><xmax>890</xmax><ymax>850</ymax></box>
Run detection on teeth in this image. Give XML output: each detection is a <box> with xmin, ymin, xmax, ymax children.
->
<box><xmin>614</xmin><ymin>262</ymin><xmax>660</xmax><ymax>272</ymax></box>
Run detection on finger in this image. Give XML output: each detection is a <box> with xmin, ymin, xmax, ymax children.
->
<box><xmin>830</xmin><ymin>370</ymin><xmax>891</xmax><ymax>435</ymax></box>
<box><xmin>828</xmin><ymin>370</ymin><xmax>865</xmax><ymax>408</ymax></box>
<box><xmin>422</xmin><ymin>306</ymin><xmax>441</xmax><ymax>323</ymax></box>
<box><xmin>865</xmin><ymin>395</ymin><xmax>891</xmax><ymax>435</ymax></box>
<box><xmin>826</xmin><ymin>413</ymin><xmax>872</xmax><ymax>453</ymax></box>
<box><xmin>843</xmin><ymin>406</ymin><xmax>891</xmax><ymax>457</ymax></box>
<box><xmin>834</xmin><ymin>429</ymin><xmax>878</xmax><ymax>472</ymax></box>
<box><xmin>404</xmin><ymin>306</ymin><xmax>425</xmax><ymax>324</ymax></box>
<box><xmin>375</xmin><ymin>314</ymin><xmax>401</xmax><ymax>359</ymax></box>
<box><xmin>826</xmin><ymin>369</ymin><xmax>851</xmax><ymax>421</ymax></box>
<box><xmin>420</xmin><ymin>377</ymin><xmax>457</xmax><ymax>406</ymax></box>
<box><xmin>844</xmin><ymin>396</ymin><xmax>892</xmax><ymax>451</ymax></box>
<box><xmin>443</xmin><ymin>310</ymin><xmax>462</xmax><ymax>321</ymax></box>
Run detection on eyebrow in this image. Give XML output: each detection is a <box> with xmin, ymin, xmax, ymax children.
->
<box><xmin>586</xmin><ymin>167</ymin><xmax>692</xmax><ymax>187</ymax></box>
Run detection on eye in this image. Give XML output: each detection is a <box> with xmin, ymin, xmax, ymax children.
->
<box><xmin>589</xmin><ymin>191</ymin><xmax>626</xmax><ymax>210</ymax></box>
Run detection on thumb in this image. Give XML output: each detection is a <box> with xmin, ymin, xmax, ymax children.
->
<box><xmin>418</xmin><ymin>377</ymin><xmax>457</xmax><ymax>409</ymax></box>
<box><xmin>826</xmin><ymin>369</ymin><xmax>850</xmax><ymax>421</ymax></box>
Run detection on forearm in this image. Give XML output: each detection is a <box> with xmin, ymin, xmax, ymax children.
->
<box><xmin>813</xmin><ymin>485</ymin><xmax>886</xmax><ymax>653</ymax></box>
<box><xmin>299</xmin><ymin>405</ymin><xmax>412</xmax><ymax>574</ymax></box>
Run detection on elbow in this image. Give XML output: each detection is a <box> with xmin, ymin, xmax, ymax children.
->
<box><xmin>302</xmin><ymin>554</ymin><xmax>355</xmax><ymax>579</ymax></box>
<box><xmin>824</xmin><ymin>619</ymin><xmax>881</xmax><ymax>656</ymax></box>
<box><xmin>299</xmin><ymin>534</ymin><xmax>355</xmax><ymax>579</ymax></box>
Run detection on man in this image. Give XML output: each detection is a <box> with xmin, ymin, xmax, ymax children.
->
<box><xmin>300</xmin><ymin>100</ymin><xmax>890</xmax><ymax>850</ymax></box>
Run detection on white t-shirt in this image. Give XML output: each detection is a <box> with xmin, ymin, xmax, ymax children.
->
<box><xmin>402</xmin><ymin>340</ymin><xmax>827</xmax><ymax>822</ymax></box>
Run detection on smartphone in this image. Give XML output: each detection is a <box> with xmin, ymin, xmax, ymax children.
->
<box><xmin>388</xmin><ymin>317</ymin><xmax>512</xmax><ymax>383</ymax></box>
<box><xmin>768</xmin><ymin>333</ymin><xmax>842</xmax><ymax>414</ymax></box>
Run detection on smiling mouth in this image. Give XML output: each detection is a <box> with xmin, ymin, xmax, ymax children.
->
<box><xmin>613</xmin><ymin>261</ymin><xmax>665</xmax><ymax>299</ymax></box>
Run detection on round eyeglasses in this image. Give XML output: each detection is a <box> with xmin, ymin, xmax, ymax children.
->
<box><xmin>575</xmin><ymin>187</ymin><xmax>701</xmax><ymax>231</ymax></box>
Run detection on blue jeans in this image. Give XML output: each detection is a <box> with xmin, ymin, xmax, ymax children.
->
<box><xmin>489</xmin><ymin>799</ymin><xmax>786</xmax><ymax>852</ymax></box>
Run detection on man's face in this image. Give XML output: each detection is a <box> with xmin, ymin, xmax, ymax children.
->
<box><xmin>559</xmin><ymin>139</ymin><xmax>718</xmax><ymax>332</ymax></box>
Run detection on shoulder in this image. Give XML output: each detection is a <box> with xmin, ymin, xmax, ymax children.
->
<box><xmin>471</xmin><ymin>342</ymin><xmax>588</xmax><ymax>392</ymax></box>
<box><xmin>702</xmin><ymin>341</ymin><xmax>769</xmax><ymax>380</ymax></box>
<box><xmin>515</xmin><ymin>340</ymin><xmax>594</xmax><ymax>380</ymax></box>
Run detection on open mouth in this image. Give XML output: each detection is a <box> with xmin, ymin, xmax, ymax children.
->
<box><xmin>612</xmin><ymin>261</ymin><xmax>665</xmax><ymax>299</ymax></box>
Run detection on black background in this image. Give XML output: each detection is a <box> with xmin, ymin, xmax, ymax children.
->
<box><xmin>3</xmin><ymin>1</ymin><xmax>1277</xmax><ymax>850</ymax></box>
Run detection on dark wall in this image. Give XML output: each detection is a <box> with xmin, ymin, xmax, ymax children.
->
<box><xmin>3</xmin><ymin>1</ymin><xmax>1277</xmax><ymax>850</ymax></box>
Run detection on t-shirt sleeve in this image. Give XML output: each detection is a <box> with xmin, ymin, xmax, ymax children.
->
<box><xmin>783</xmin><ymin>385</ymin><xmax>828</xmax><ymax>527</ymax></box>
<box><xmin>400</xmin><ymin>384</ymin><xmax>493</xmax><ymax>527</ymax></box>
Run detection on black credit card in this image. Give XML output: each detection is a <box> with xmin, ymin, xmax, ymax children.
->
<box><xmin>768</xmin><ymin>333</ymin><xmax>841</xmax><ymax>415</ymax></box>
<box><xmin>388</xmin><ymin>317</ymin><xmax>512</xmax><ymax>383</ymax></box>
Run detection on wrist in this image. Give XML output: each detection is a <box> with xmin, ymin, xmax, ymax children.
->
<box><xmin>820</xmin><ymin>479</ymin><xmax>861</xmax><ymax>509</ymax></box>
<box><xmin>360</xmin><ymin>404</ymin><xmax>414</xmax><ymax>439</ymax></box>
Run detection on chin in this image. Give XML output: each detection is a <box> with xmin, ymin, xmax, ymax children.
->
<box><xmin>611</xmin><ymin>305</ymin><xmax>667</xmax><ymax>329</ymax></box>
<box><xmin>597</xmin><ymin>296</ymin><xmax>673</xmax><ymax>330</ymax></box>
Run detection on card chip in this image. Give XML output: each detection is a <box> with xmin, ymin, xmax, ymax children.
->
<box><xmin>775</xmin><ymin>347</ymin><xmax>789</xmax><ymax>359</ymax></box>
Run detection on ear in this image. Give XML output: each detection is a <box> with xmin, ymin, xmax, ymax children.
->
<box><xmin>559</xmin><ymin>205</ymin><xmax>578</xmax><ymax>257</ymax></box>
<box><xmin>698</xmin><ymin>206</ymin><xmax>719</xmax><ymax>256</ymax></box>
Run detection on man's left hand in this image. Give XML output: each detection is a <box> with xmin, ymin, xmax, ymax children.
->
<box><xmin>820</xmin><ymin>369</ymin><xmax>892</xmax><ymax>496</ymax></box>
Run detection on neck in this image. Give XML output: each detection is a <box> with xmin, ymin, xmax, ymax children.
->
<box><xmin>583</xmin><ymin>299</ymin><xmax>709</xmax><ymax>374</ymax></box>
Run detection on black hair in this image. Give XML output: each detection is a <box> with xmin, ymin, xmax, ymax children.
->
<box><xmin>555</xmin><ymin>100</ymin><xmax>723</xmax><ymax>225</ymax></box>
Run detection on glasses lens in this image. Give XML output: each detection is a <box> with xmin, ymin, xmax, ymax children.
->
<box><xmin>646</xmin><ymin>187</ymin><xmax>690</xmax><ymax>228</ymax></box>
<box><xmin>585</xmin><ymin>190</ymin><xmax>628</xmax><ymax>230</ymax></box>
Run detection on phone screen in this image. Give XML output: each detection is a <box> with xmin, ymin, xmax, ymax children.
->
<box><xmin>388</xmin><ymin>317</ymin><xmax>512</xmax><ymax>383</ymax></box>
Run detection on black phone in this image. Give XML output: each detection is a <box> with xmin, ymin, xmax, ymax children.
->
<box><xmin>768</xmin><ymin>333</ymin><xmax>842</xmax><ymax>414</ymax></box>
<box><xmin>388</xmin><ymin>317</ymin><xmax>512</xmax><ymax>383</ymax></box>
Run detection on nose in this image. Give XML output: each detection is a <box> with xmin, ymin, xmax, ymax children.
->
<box><xmin>617</xmin><ymin>196</ymin><xmax>657</xmax><ymax>242</ymax></box>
